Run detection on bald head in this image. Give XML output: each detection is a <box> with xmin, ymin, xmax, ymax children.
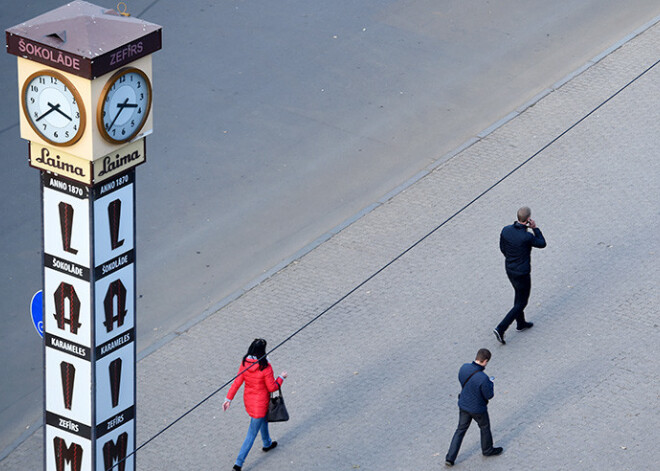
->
<box><xmin>517</xmin><ymin>206</ymin><xmax>531</xmax><ymax>223</ymax></box>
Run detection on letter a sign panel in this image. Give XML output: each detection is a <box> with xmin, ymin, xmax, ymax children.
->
<box><xmin>6</xmin><ymin>2</ymin><xmax>161</xmax><ymax>469</ymax></box>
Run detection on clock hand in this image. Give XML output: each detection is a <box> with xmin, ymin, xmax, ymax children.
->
<box><xmin>106</xmin><ymin>98</ymin><xmax>129</xmax><ymax>131</ymax></box>
<box><xmin>35</xmin><ymin>102</ymin><xmax>60</xmax><ymax>122</ymax></box>
<box><xmin>49</xmin><ymin>102</ymin><xmax>72</xmax><ymax>121</ymax></box>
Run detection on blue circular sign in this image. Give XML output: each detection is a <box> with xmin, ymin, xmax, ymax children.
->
<box><xmin>30</xmin><ymin>290</ymin><xmax>44</xmax><ymax>338</ymax></box>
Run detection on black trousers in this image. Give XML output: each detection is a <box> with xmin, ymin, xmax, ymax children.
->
<box><xmin>497</xmin><ymin>272</ymin><xmax>531</xmax><ymax>333</ymax></box>
<box><xmin>446</xmin><ymin>409</ymin><xmax>495</xmax><ymax>462</ymax></box>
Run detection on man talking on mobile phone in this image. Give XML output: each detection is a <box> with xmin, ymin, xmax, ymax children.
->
<box><xmin>493</xmin><ymin>206</ymin><xmax>546</xmax><ymax>345</ymax></box>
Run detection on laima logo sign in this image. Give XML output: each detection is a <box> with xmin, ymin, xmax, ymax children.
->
<box><xmin>53</xmin><ymin>436</ymin><xmax>83</xmax><ymax>471</ymax></box>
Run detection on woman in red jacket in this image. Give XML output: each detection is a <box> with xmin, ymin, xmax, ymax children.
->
<box><xmin>223</xmin><ymin>338</ymin><xmax>288</xmax><ymax>471</ymax></box>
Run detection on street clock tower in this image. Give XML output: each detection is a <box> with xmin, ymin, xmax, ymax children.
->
<box><xmin>6</xmin><ymin>2</ymin><xmax>162</xmax><ymax>470</ymax></box>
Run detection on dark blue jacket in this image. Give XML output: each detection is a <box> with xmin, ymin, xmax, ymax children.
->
<box><xmin>457</xmin><ymin>362</ymin><xmax>494</xmax><ymax>414</ymax></box>
<box><xmin>500</xmin><ymin>221</ymin><xmax>546</xmax><ymax>275</ymax></box>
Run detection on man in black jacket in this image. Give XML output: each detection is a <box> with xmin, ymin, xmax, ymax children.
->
<box><xmin>445</xmin><ymin>348</ymin><xmax>502</xmax><ymax>466</ymax></box>
<box><xmin>493</xmin><ymin>206</ymin><xmax>546</xmax><ymax>345</ymax></box>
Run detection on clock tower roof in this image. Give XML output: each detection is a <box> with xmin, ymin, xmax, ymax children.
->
<box><xmin>6</xmin><ymin>1</ymin><xmax>162</xmax><ymax>79</ymax></box>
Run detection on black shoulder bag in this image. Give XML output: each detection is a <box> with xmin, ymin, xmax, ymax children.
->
<box><xmin>457</xmin><ymin>370</ymin><xmax>480</xmax><ymax>399</ymax></box>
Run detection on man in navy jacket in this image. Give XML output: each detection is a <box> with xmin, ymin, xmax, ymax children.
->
<box><xmin>493</xmin><ymin>206</ymin><xmax>546</xmax><ymax>344</ymax></box>
<box><xmin>445</xmin><ymin>349</ymin><xmax>502</xmax><ymax>466</ymax></box>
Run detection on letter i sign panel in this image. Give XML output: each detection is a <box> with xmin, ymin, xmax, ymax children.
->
<box><xmin>45</xmin><ymin>349</ymin><xmax>91</xmax><ymax>424</ymax></box>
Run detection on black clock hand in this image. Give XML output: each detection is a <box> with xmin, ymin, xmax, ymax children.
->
<box><xmin>35</xmin><ymin>102</ymin><xmax>60</xmax><ymax>122</ymax></box>
<box><xmin>107</xmin><ymin>98</ymin><xmax>129</xmax><ymax>131</ymax></box>
<box><xmin>49</xmin><ymin>102</ymin><xmax>72</xmax><ymax>121</ymax></box>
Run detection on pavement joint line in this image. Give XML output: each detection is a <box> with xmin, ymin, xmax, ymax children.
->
<box><xmin>515</xmin><ymin>89</ymin><xmax>553</xmax><ymax>114</ymax></box>
<box><xmin>590</xmin><ymin>13</ymin><xmax>660</xmax><ymax>63</ymax></box>
<box><xmin>137</xmin><ymin>13</ymin><xmax>660</xmax><ymax>363</ymax></box>
<box><xmin>0</xmin><ymin>417</ymin><xmax>42</xmax><ymax>463</ymax></box>
<box><xmin>137</xmin><ymin>332</ymin><xmax>179</xmax><ymax>361</ymax></box>
<box><xmin>328</xmin><ymin>203</ymin><xmax>381</xmax><ymax>235</ymax></box>
<box><xmin>425</xmin><ymin>136</ymin><xmax>480</xmax><ymax>173</ymax></box>
<box><xmin>378</xmin><ymin>170</ymin><xmax>430</xmax><ymax>204</ymax></box>
<box><xmin>477</xmin><ymin>111</ymin><xmax>520</xmax><ymax>139</ymax></box>
<box><xmin>552</xmin><ymin>63</ymin><xmax>593</xmax><ymax>90</ymax></box>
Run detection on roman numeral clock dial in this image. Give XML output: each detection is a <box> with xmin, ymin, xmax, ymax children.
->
<box><xmin>21</xmin><ymin>70</ymin><xmax>85</xmax><ymax>146</ymax></box>
<box><xmin>98</xmin><ymin>67</ymin><xmax>152</xmax><ymax>144</ymax></box>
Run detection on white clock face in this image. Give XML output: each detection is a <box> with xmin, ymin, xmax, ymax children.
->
<box><xmin>98</xmin><ymin>68</ymin><xmax>152</xmax><ymax>143</ymax></box>
<box><xmin>22</xmin><ymin>71</ymin><xmax>85</xmax><ymax>146</ymax></box>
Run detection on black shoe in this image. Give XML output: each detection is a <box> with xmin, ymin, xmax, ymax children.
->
<box><xmin>484</xmin><ymin>446</ymin><xmax>503</xmax><ymax>456</ymax></box>
<box><xmin>262</xmin><ymin>441</ymin><xmax>278</xmax><ymax>452</ymax></box>
<box><xmin>493</xmin><ymin>328</ymin><xmax>506</xmax><ymax>344</ymax></box>
<box><xmin>232</xmin><ymin>466</ymin><xmax>241</xmax><ymax>471</ymax></box>
<box><xmin>516</xmin><ymin>322</ymin><xmax>534</xmax><ymax>331</ymax></box>
<box><xmin>445</xmin><ymin>459</ymin><xmax>454</xmax><ymax>466</ymax></box>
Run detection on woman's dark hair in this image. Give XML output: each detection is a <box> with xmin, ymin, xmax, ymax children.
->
<box><xmin>243</xmin><ymin>338</ymin><xmax>269</xmax><ymax>370</ymax></box>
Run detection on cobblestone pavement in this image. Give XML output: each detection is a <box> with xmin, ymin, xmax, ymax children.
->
<box><xmin>3</xmin><ymin>18</ymin><xmax>659</xmax><ymax>471</ymax></box>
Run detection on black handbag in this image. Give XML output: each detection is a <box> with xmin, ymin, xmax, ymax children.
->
<box><xmin>267</xmin><ymin>387</ymin><xmax>289</xmax><ymax>422</ymax></box>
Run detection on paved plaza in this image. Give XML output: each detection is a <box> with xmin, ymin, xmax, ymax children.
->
<box><xmin>2</xmin><ymin>17</ymin><xmax>659</xmax><ymax>471</ymax></box>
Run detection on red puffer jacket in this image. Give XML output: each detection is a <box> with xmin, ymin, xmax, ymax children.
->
<box><xmin>226</xmin><ymin>358</ymin><xmax>283</xmax><ymax>418</ymax></box>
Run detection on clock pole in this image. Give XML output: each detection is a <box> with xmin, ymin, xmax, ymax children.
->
<box><xmin>5</xmin><ymin>3</ymin><xmax>161</xmax><ymax>470</ymax></box>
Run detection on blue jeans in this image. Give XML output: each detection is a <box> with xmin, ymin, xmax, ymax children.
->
<box><xmin>236</xmin><ymin>417</ymin><xmax>272</xmax><ymax>467</ymax></box>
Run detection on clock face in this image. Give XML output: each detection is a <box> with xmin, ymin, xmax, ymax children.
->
<box><xmin>98</xmin><ymin>67</ymin><xmax>152</xmax><ymax>144</ymax></box>
<box><xmin>22</xmin><ymin>71</ymin><xmax>85</xmax><ymax>146</ymax></box>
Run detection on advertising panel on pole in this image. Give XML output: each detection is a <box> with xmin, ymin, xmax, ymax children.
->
<box><xmin>45</xmin><ymin>347</ymin><xmax>92</xmax><ymax>426</ymax></box>
<box><xmin>44</xmin><ymin>269</ymin><xmax>92</xmax><ymax>348</ymax></box>
<box><xmin>95</xmin><ymin>343</ymin><xmax>135</xmax><ymax>437</ymax></box>
<box><xmin>43</xmin><ymin>176</ymin><xmax>91</xmax><ymax>268</ymax></box>
<box><xmin>93</xmin><ymin>172</ymin><xmax>135</xmax><ymax>263</ymax></box>
<box><xmin>96</xmin><ymin>421</ymin><xmax>135</xmax><ymax>471</ymax></box>
<box><xmin>94</xmin><ymin>265</ymin><xmax>135</xmax><ymax>346</ymax></box>
<box><xmin>45</xmin><ymin>425</ymin><xmax>92</xmax><ymax>471</ymax></box>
